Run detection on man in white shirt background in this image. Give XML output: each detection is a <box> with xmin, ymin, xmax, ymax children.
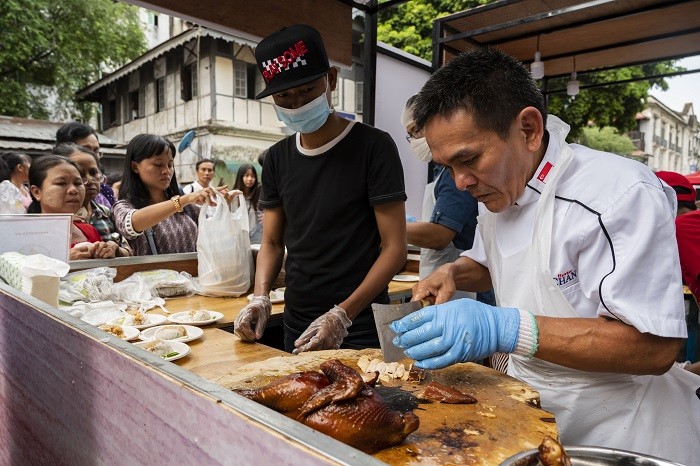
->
<box><xmin>182</xmin><ymin>159</ymin><xmax>215</xmax><ymax>194</ymax></box>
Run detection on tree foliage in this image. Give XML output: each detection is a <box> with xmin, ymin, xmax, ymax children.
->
<box><xmin>578</xmin><ymin>126</ymin><xmax>637</xmax><ymax>159</ymax></box>
<box><xmin>377</xmin><ymin>0</ymin><xmax>682</xmax><ymax>140</ymax></box>
<box><xmin>378</xmin><ymin>0</ymin><xmax>489</xmax><ymax>61</ymax></box>
<box><xmin>0</xmin><ymin>0</ymin><xmax>146</xmax><ymax>120</ymax></box>
<box><xmin>545</xmin><ymin>62</ymin><xmax>679</xmax><ymax>140</ymax></box>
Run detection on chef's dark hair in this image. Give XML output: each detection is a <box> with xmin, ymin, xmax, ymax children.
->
<box><xmin>27</xmin><ymin>156</ymin><xmax>81</xmax><ymax>213</ymax></box>
<box><xmin>120</xmin><ymin>134</ymin><xmax>178</xmax><ymax>209</ymax></box>
<box><xmin>413</xmin><ymin>47</ymin><xmax>546</xmax><ymax>141</ymax></box>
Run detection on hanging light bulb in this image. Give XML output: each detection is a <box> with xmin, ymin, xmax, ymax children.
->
<box><xmin>531</xmin><ymin>35</ymin><xmax>545</xmax><ymax>79</ymax></box>
<box><xmin>566</xmin><ymin>56</ymin><xmax>579</xmax><ymax>97</ymax></box>
<box><xmin>567</xmin><ymin>72</ymin><xmax>580</xmax><ymax>96</ymax></box>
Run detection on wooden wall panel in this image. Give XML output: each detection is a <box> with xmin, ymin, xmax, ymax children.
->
<box><xmin>131</xmin><ymin>0</ymin><xmax>353</xmax><ymax>66</ymax></box>
<box><xmin>0</xmin><ymin>287</ymin><xmax>365</xmax><ymax>465</ymax></box>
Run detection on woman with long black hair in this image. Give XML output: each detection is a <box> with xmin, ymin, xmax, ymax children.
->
<box><xmin>112</xmin><ymin>134</ymin><xmax>235</xmax><ymax>256</ymax></box>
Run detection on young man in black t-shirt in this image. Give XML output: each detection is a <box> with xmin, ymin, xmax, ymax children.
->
<box><xmin>234</xmin><ymin>24</ymin><xmax>407</xmax><ymax>353</ymax></box>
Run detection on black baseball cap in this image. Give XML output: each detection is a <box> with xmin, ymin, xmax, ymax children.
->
<box><xmin>255</xmin><ymin>24</ymin><xmax>330</xmax><ymax>99</ymax></box>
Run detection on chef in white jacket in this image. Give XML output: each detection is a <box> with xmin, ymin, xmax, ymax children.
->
<box><xmin>390</xmin><ymin>47</ymin><xmax>700</xmax><ymax>464</ymax></box>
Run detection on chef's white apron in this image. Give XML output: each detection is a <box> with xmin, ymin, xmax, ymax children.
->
<box><xmin>419</xmin><ymin>169</ymin><xmax>475</xmax><ymax>300</ymax></box>
<box><xmin>479</xmin><ymin>121</ymin><xmax>700</xmax><ymax>465</ymax></box>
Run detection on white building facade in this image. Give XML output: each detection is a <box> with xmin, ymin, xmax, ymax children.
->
<box><xmin>77</xmin><ymin>24</ymin><xmax>364</xmax><ymax>185</ymax></box>
<box><xmin>634</xmin><ymin>96</ymin><xmax>700</xmax><ymax>173</ymax></box>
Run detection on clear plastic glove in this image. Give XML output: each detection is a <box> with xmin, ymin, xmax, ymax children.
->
<box><xmin>390</xmin><ymin>299</ymin><xmax>520</xmax><ymax>370</ymax></box>
<box><xmin>234</xmin><ymin>295</ymin><xmax>272</xmax><ymax>341</ymax></box>
<box><xmin>293</xmin><ymin>305</ymin><xmax>352</xmax><ymax>354</ymax></box>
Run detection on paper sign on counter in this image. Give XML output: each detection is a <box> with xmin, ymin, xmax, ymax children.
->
<box><xmin>0</xmin><ymin>214</ymin><xmax>71</xmax><ymax>263</ymax></box>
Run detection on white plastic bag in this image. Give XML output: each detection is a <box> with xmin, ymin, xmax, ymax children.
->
<box><xmin>197</xmin><ymin>192</ymin><xmax>252</xmax><ymax>296</ymax></box>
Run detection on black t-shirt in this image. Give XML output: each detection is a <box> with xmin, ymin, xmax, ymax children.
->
<box><xmin>260</xmin><ymin>122</ymin><xmax>406</xmax><ymax>334</ymax></box>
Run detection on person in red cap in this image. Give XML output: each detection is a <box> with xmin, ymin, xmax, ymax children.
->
<box><xmin>656</xmin><ymin>171</ymin><xmax>700</xmax><ymax>299</ymax></box>
<box><xmin>234</xmin><ymin>24</ymin><xmax>407</xmax><ymax>354</ymax></box>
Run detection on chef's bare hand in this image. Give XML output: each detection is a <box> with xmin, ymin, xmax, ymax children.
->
<box><xmin>92</xmin><ymin>241</ymin><xmax>118</xmax><ymax>259</ymax></box>
<box><xmin>411</xmin><ymin>263</ymin><xmax>456</xmax><ymax>305</ymax></box>
<box><xmin>293</xmin><ymin>306</ymin><xmax>352</xmax><ymax>354</ymax></box>
<box><xmin>234</xmin><ymin>295</ymin><xmax>272</xmax><ymax>341</ymax></box>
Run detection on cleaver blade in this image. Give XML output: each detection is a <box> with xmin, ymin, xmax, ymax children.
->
<box><xmin>371</xmin><ymin>301</ymin><xmax>423</xmax><ymax>363</ymax></box>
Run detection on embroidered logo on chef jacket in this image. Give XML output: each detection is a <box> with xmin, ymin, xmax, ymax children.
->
<box><xmin>537</xmin><ymin>162</ymin><xmax>553</xmax><ymax>182</ymax></box>
<box><xmin>553</xmin><ymin>268</ymin><xmax>578</xmax><ymax>287</ymax></box>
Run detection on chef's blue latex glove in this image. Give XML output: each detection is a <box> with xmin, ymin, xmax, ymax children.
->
<box><xmin>390</xmin><ymin>299</ymin><xmax>520</xmax><ymax>370</ymax></box>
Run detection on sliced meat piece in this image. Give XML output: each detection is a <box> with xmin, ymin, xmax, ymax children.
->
<box><xmin>417</xmin><ymin>381</ymin><xmax>477</xmax><ymax>404</ymax></box>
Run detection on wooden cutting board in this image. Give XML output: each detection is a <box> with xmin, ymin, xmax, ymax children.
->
<box><xmin>216</xmin><ymin>349</ymin><xmax>557</xmax><ymax>465</ymax></box>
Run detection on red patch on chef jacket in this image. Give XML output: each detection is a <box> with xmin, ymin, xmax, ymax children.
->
<box><xmin>537</xmin><ymin>162</ymin><xmax>553</xmax><ymax>182</ymax></box>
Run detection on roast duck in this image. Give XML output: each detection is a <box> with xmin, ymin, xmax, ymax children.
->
<box><xmin>233</xmin><ymin>359</ymin><xmax>420</xmax><ymax>454</ymax></box>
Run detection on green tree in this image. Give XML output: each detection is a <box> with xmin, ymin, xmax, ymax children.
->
<box><xmin>378</xmin><ymin>1</ymin><xmax>488</xmax><ymax>61</ymax></box>
<box><xmin>377</xmin><ymin>1</ymin><xmax>682</xmax><ymax>140</ymax></box>
<box><xmin>545</xmin><ymin>62</ymin><xmax>678</xmax><ymax>140</ymax></box>
<box><xmin>578</xmin><ymin>126</ymin><xmax>636</xmax><ymax>157</ymax></box>
<box><xmin>0</xmin><ymin>0</ymin><xmax>146</xmax><ymax>120</ymax></box>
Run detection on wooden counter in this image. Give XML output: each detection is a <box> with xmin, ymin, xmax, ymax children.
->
<box><xmin>176</xmin><ymin>328</ymin><xmax>286</xmax><ymax>380</ymax></box>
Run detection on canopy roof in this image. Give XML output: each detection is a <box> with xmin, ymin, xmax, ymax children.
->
<box><xmin>434</xmin><ymin>0</ymin><xmax>700</xmax><ymax>79</ymax></box>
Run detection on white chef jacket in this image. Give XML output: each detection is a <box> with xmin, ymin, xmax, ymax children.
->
<box><xmin>465</xmin><ymin>126</ymin><xmax>687</xmax><ymax>339</ymax></box>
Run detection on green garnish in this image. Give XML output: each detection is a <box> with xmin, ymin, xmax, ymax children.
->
<box><xmin>164</xmin><ymin>351</ymin><xmax>179</xmax><ymax>358</ymax></box>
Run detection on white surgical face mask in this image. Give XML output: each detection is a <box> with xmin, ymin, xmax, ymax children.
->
<box><xmin>273</xmin><ymin>79</ymin><xmax>333</xmax><ymax>134</ymax></box>
<box><xmin>410</xmin><ymin>136</ymin><xmax>432</xmax><ymax>163</ymax></box>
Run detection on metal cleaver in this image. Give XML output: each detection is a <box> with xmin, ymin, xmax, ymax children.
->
<box><xmin>371</xmin><ymin>301</ymin><xmax>423</xmax><ymax>362</ymax></box>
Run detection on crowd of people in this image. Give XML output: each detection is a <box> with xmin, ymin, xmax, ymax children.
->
<box><xmin>1</xmin><ymin>123</ymin><xmax>262</xmax><ymax>259</ymax></box>
<box><xmin>1</xmin><ymin>23</ymin><xmax>698</xmax><ymax>463</ymax></box>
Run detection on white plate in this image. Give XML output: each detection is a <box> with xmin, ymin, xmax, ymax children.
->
<box><xmin>167</xmin><ymin>310</ymin><xmax>223</xmax><ymax>326</ymax></box>
<box><xmin>392</xmin><ymin>274</ymin><xmax>420</xmax><ymax>282</ymax></box>
<box><xmin>107</xmin><ymin>313</ymin><xmax>167</xmax><ymax>330</ymax></box>
<box><xmin>139</xmin><ymin>325</ymin><xmax>203</xmax><ymax>343</ymax></box>
<box><xmin>134</xmin><ymin>340</ymin><xmax>190</xmax><ymax>362</ymax></box>
<box><xmin>99</xmin><ymin>325</ymin><xmax>140</xmax><ymax>341</ymax></box>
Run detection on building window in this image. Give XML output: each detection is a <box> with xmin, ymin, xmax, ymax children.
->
<box><xmin>332</xmin><ymin>82</ymin><xmax>340</xmax><ymax>107</ymax></box>
<box><xmin>156</xmin><ymin>77</ymin><xmax>166</xmax><ymax>112</ymax></box>
<box><xmin>191</xmin><ymin>63</ymin><xmax>198</xmax><ymax>98</ymax></box>
<box><xmin>355</xmin><ymin>81</ymin><xmax>363</xmax><ymax>114</ymax></box>
<box><xmin>234</xmin><ymin>61</ymin><xmax>247</xmax><ymax>98</ymax></box>
<box><xmin>181</xmin><ymin>63</ymin><xmax>197</xmax><ymax>101</ymax></box>
<box><xmin>128</xmin><ymin>90</ymin><xmax>140</xmax><ymax>121</ymax></box>
<box><xmin>234</xmin><ymin>61</ymin><xmax>259</xmax><ymax>99</ymax></box>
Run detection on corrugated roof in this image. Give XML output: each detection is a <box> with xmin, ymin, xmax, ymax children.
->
<box><xmin>77</xmin><ymin>26</ymin><xmax>259</xmax><ymax>100</ymax></box>
<box><xmin>0</xmin><ymin>115</ymin><xmax>125</xmax><ymax>155</ymax></box>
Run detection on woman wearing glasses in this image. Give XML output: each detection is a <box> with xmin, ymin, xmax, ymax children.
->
<box><xmin>53</xmin><ymin>143</ymin><xmax>132</xmax><ymax>257</ymax></box>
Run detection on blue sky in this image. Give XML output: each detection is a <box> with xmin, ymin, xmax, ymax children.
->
<box><xmin>648</xmin><ymin>56</ymin><xmax>700</xmax><ymax>114</ymax></box>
